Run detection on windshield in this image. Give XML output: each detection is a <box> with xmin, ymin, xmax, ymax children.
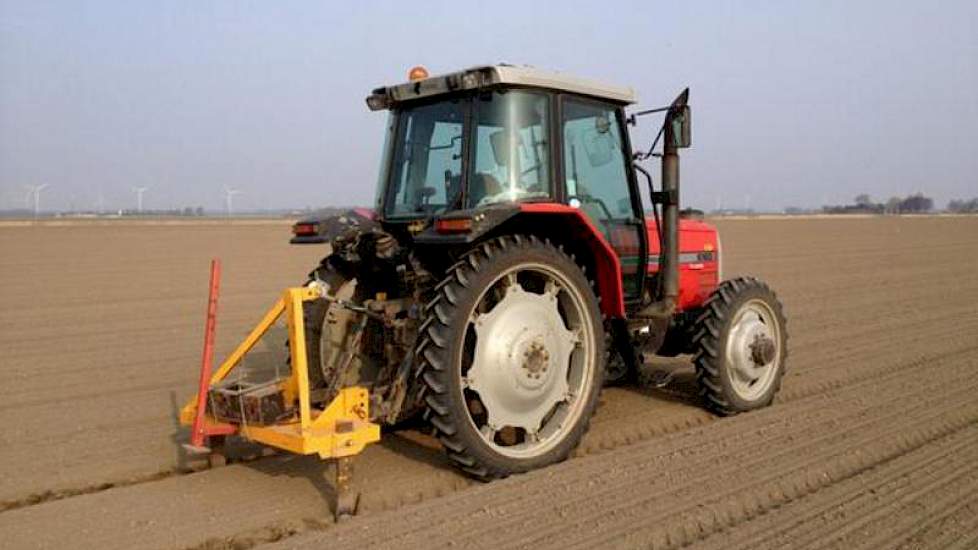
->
<box><xmin>382</xmin><ymin>90</ymin><xmax>552</xmax><ymax>218</ymax></box>
<box><xmin>385</xmin><ymin>99</ymin><xmax>464</xmax><ymax>218</ymax></box>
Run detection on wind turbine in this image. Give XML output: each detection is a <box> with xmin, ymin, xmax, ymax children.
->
<box><xmin>24</xmin><ymin>184</ymin><xmax>49</xmax><ymax>219</ymax></box>
<box><xmin>132</xmin><ymin>186</ymin><xmax>149</xmax><ymax>213</ymax></box>
<box><xmin>222</xmin><ymin>186</ymin><xmax>242</xmax><ymax>218</ymax></box>
<box><xmin>95</xmin><ymin>187</ymin><xmax>106</xmax><ymax>214</ymax></box>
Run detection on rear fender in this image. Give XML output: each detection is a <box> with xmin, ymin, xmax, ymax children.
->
<box><xmin>518</xmin><ymin>203</ymin><xmax>625</xmax><ymax>318</ymax></box>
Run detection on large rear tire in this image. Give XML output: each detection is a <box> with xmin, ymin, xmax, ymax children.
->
<box><xmin>418</xmin><ymin>235</ymin><xmax>605</xmax><ymax>479</ymax></box>
<box><xmin>692</xmin><ymin>276</ymin><xmax>788</xmax><ymax>415</ymax></box>
<box><xmin>291</xmin><ymin>265</ymin><xmax>358</xmax><ymax>401</ymax></box>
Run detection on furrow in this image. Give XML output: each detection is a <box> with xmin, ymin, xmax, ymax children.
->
<box><xmin>271</xmin><ymin>345</ymin><xmax>978</xmax><ymax>550</ymax></box>
<box><xmin>695</xmin><ymin>432</ymin><xmax>978</xmax><ymax>550</ymax></box>
<box><xmin>535</xmin><ymin>384</ymin><xmax>978</xmax><ymax>548</ymax></box>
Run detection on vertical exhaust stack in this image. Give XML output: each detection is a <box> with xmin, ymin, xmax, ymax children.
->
<box><xmin>639</xmin><ymin>88</ymin><xmax>690</xmax><ymax>319</ymax></box>
<box><xmin>659</xmin><ymin>88</ymin><xmax>689</xmax><ymax>308</ymax></box>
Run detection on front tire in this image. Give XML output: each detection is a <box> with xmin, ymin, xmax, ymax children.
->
<box><xmin>692</xmin><ymin>276</ymin><xmax>788</xmax><ymax>415</ymax></box>
<box><xmin>418</xmin><ymin>235</ymin><xmax>605</xmax><ymax>479</ymax></box>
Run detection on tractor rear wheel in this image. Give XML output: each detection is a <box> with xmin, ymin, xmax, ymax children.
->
<box><xmin>418</xmin><ymin>235</ymin><xmax>605</xmax><ymax>479</ymax></box>
<box><xmin>692</xmin><ymin>276</ymin><xmax>788</xmax><ymax>415</ymax></box>
<box><xmin>292</xmin><ymin>265</ymin><xmax>359</xmax><ymax>402</ymax></box>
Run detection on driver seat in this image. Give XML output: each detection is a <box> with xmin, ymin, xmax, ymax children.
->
<box><xmin>469</xmin><ymin>173</ymin><xmax>502</xmax><ymax>206</ymax></box>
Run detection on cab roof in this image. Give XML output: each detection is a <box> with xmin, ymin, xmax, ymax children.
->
<box><xmin>366</xmin><ymin>64</ymin><xmax>637</xmax><ymax>110</ymax></box>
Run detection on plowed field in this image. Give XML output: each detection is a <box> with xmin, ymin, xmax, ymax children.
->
<box><xmin>1</xmin><ymin>216</ymin><xmax>976</xmax><ymax>549</ymax></box>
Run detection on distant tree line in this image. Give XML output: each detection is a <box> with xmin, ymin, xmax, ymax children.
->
<box><xmin>947</xmin><ymin>198</ymin><xmax>978</xmax><ymax>213</ymax></box>
<box><xmin>823</xmin><ymin>193</ymin><xmax>934</xmax><ymax>215</ymax></box>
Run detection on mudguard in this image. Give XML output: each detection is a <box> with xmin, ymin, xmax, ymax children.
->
<box><xmin>518</xmin><ymin>203</ymin><xmax>625</xmax><ymax>318</ymax></box>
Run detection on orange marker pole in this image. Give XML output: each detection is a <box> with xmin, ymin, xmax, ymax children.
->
<box><xmin>190</xmin><ymin>259</ymin><xmax>221</xmax><ymax>448</ymax></box>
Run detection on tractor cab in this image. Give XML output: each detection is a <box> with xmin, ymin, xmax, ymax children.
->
<box><xmin>369</xmin><ymin>65</ymin><xmax>635</xmax><ymax>218</ymax></box>
<box><xmin>366</xmin><ymin>65</ymin><xmax>650</xmax><ymax>300</ymax></box>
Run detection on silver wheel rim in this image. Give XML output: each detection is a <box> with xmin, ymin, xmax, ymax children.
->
<box><xmin>725</xmin><ymin>298</ymin><xmax>781</xmax><ymax>401</ymax></box>
<box><xmin>460</xmin><ymin>262</ymin><xmax>596</xmax><ymax>459</ymax></box>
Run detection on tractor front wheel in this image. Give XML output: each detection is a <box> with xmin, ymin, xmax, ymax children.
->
<box><xmin>418</xmin><ymin>235</ymin><xmax>605</xmax><ymax>479</ymax></box>
<box><xmin>692</xmin><ymin>276</ymin><xmax>788</xmax><ymax>415</ymax></box>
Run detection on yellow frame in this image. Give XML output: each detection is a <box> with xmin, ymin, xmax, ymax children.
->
<box><xmin>180</xmin><ymin>287</ymin><xmax>380</xmax><ymax>459</ymax></box>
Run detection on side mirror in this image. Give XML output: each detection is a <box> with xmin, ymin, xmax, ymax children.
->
<box><xmin>668</xmin><ymin>105</ymin><xmax>691</xmax><ymax>149</ymax></box>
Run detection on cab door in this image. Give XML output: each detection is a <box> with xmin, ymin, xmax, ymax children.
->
<box><xmin>560</xmin><ymin>97</ymin><xmax>647</xmax><ymax>301</ymax></box>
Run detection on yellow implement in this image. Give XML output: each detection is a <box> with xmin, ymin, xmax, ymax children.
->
<box><xmin>180</xmin><ymin>283</ymin><xmax>380</xmax><ymax>517</ymax></box>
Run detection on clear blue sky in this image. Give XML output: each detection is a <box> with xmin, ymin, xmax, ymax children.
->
<box><xmin>1</xmin><ymin>1</ymin><xmax>976</xmax><ymax>212</ymax></box>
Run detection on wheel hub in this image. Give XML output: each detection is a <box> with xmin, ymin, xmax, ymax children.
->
<box><xmin>725</xmin><ymin>299</ymin><xmax>781</xmax><ymax>400</ymax></box>
<box><xmin>749</xmin><ymin>334</ymin><xmax>777</xmax><ymax>366</ymax></box>
<box><xmin>468</xmin><ymin>284</ymin><xmax>576</xmax><ymax>433</ymax></box>
<box><xmin>521</xmin><ymin>341</ymin><xmax>550</xmax><ymax>376</ymax></box>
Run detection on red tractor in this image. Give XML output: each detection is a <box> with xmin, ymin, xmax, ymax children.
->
<box><xmin>289</xmin><ymin>64</ymin><xmax>788</xmax><ymax>479</ymax></box>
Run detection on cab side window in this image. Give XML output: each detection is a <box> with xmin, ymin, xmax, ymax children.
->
<box><xmin>562</xmin><ymin>99</ymin><xmax>635</xmax><ymax>226</ymax></box>
<box><xmin>562</xmin><ymin>98</ymin><xmax>643</xmax><ymax>298</ymax></box>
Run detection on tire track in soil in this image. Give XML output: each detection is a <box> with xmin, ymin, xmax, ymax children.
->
<box><xmin>0</xmin><ymin>336</ymin><xmax>973</xmax><ymax>548</ymax></box>
<box><xmin>1</xmin><ymin>217</ymin><xmax>976</xmax><ymax>549</ymax></box>
<box><xmin>274</xmin><ymin>348</ymin><xmax>978</xmax><ymax>550</ymax></box>
<box><xmin>688</xmin><ymin>426</ymin><xmax>978</xmax><ymax>550</ymax></box>
<box><xmin>816</xmin><ymin>461</ymin><xmax>978</xmax><ymax>550</ymax></box>
<box><xmin>896</xmin><ymin>493</ymin><xmax>978</xmax><ymax>550</ymax></box>
<box><xmin>579</xmin><ymin>327</ymin><xmax>978</xmax><ymax>460</ymax></box>
<box><xmin>1</xmin><ymin>330</ymin><xmax>974</xmax><ymax>549</ymax></box>
<box><xmin>0</xmin><ymin>322</ymin><xmax>967</xmax><ymax>516</ymax></box>
<box><xmin>433</xmin><ymin>370</ymin><xmax>978</xmax><ymax>549</ymax></box>
<box><xmin>0</xmin><ymin>224</ymin><xmax>325</xmax><ymax>505</ymax></box>
<box><xmin>184</xmin><ymin>341</ymin><xmax>978</xmax><ymax>550</ymax></box>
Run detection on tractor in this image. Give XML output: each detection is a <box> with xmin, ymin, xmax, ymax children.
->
<box><xmin>282</xmin><ymin>64</ymin><xmax>788</xmax><ymax>480</ymax></box>
<box><xmin>185</xmin><ymin>64</ymin><xmax>788</xmax><ymax>500</ymax></box>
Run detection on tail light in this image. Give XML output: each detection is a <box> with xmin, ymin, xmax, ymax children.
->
<box><xmin>292</xmin><ymin>222</ymin><xmax>319</xmax><ymax>236</ymax></box>
<box><xmin>434</xmin><ymin>217</ymin><xmax>473</xmax><ymax>234</ymax></box>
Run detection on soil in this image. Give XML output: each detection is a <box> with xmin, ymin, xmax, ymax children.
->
<box><xmin>0</xmin><ymin>216</ymin><xmax>975</xmax><ymax>549</ymax></box>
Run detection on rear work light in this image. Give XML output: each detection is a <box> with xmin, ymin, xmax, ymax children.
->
<box><xmin>435</xmin><ymin>217</ymin><xmax>473</xmax><ymax>234</ymax></box>
<box><xmin>292</xmin><ymin>222</ymin><xmax>319</xmax><ymax>236</ymax></box>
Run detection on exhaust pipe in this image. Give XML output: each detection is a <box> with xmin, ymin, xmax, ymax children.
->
<box><xmin>658</xmin><ymin>131</ymin><xmax>680</xmax><ymax>307</ymax></box>
<box><xmin>639</xmin><ymin>88</ymin><xmax>689</xmax><ymax>319</ymax></box>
